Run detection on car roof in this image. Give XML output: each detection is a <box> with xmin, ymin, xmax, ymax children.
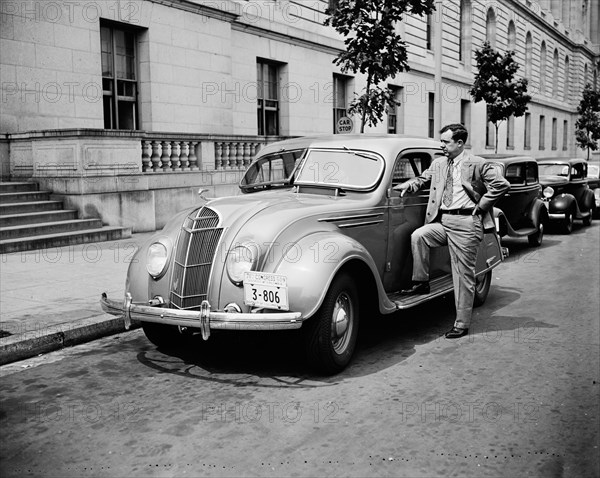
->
<box><xmin>537</xmin><ymin>157</ymin><xmax>587</xmax><ymax>165</ymax></box>
<box><xmin>256</xmin><ymin>134</ymin><xmax>442</xmax><ymax>158</ymax></box>
<box><xmin>480</xmin><ymin>154</ymin><xmax>536</xmax><ymax>164</ymax></box>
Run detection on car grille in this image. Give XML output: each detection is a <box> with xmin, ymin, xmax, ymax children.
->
<box><xmin>170</xmin><ymin>207</ymin><xmax>223</xmax><ymax>310</ymax></box>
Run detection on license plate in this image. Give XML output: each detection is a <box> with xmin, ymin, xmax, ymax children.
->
<box><xmin>243</xmin><ymin>272</ymin><xmax>289</xmax><ymax>311</ymax></box>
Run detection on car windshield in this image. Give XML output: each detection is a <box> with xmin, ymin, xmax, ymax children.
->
<box><xmin>294</xmin><ymin>148</ymin><xmax>384</xmax><ymax>190</ymax></box>
<box><xmin>240</xmin><ymin>149</ymin><xmax>306</xmax><ymax>191</ymax></box>
<box><xmin>538</xmin><ymin>163</ymin><xmax>569</xmax><ymax>177</ymax></box>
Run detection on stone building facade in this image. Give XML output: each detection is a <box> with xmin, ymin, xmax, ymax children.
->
<box><xmin>1</xmin><ymin>0</ymin><xmax>598</xmax><ymax>231</ymax></box>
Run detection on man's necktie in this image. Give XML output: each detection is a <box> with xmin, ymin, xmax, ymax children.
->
<box><xmin>443</xmin><ymin>159</ymin><xmax>454</xmax><ymax>207</ymax></box>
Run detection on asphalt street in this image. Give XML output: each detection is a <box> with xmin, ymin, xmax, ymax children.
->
<box><xmin>0</xmin><ymin>222</ymin><xmax>598</xmax><ymax>478</ymax></box>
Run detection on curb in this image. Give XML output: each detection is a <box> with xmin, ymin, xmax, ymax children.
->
<box><xmin>0</xmin><ymin>315</ymin><xmax>140</xmax><ymax>366</ymax></box>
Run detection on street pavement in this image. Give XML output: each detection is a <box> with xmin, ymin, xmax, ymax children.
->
<box><xmin>0</xmin><ymin>232</ymin><xmax>156</xmax><ymax>365</ymax></box>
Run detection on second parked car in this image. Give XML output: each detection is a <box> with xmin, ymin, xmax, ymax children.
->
<box><xmin>537</xmin><ymin>157</ymin><xmax>595</xmax><ymax>233</ymax></box>
<box><xmin>482</xmin><ymin>155</ymin><xmax>547</xmax><ymax>247</ymax></box>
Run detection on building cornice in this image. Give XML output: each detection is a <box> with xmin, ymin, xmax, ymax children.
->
<box><xmin>147</xmin><ymin>0</ymin><xmax>239</xmax><ymax>22</ymax></box>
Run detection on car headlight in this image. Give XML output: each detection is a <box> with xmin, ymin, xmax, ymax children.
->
<box><xmin>226</xmin><ymin>244</ymin><xmax>258</xmax><ymax>285</ymax></box>
<box><xmin>146</xmin><ymin>242</ymin><xmax>169</xmax><ymax>279</ymax></box>
<box><xmin>543</xmin><ymin>186</ymin><xmax>554</xmax><ymax>199</ymax></box>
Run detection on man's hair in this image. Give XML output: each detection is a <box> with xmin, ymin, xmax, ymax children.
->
<box><xmin>440</xmin><ymin>123</ymin><xmax>468</xmax><ymax>143</ymax></box>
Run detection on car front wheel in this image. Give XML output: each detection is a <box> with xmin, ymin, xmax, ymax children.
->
<box><xmin>582</xmin><ymin>208</ymin><xmax>593</xmax><ymax>226</ymax></box>
<box><xmin>561</xmin><ymin>212</ymin><xmax>573</xmax><ymax>234</ymax></box>
<box><xmin>527</xmin><ymin>222</ymin><xmax>544</xmax><ymax>247</ymax></box>
<box><xmin>304</xmin><ymin>273</ymin><xmax>359</xmax><ymax>375</ymax></box>
<box><xmin>473</xmin><ymin>270</ymin><xmax>492</xmax><ymax>307</ymax></box>
<box><xmin>142</xmin><ymin>322</ymin><xmax>183</xmax><ymax>349</ymax></box>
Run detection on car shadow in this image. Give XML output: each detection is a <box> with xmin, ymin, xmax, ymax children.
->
<box><xmin>135</xmin><ymin>282</ymin><xmax>555</xmax><ymax>386</ymax></box>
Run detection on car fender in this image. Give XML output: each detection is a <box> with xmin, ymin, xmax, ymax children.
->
<box><xmin>580</xmin><ymin>188</ymin><xmax>595</xmax><ymax>212</ymax></box>
<box><xmin>548</xmin><ymin>193</ymin><xmax>576</xmax><ymax>215</ymax></box>
<box><xmin>272</xmin><ymin>231</ymin><xmax>388</xmax><ymax>320</ymax></box>
<box><xmin>529</xmin><ymin>198</ymin><xmax>548</xmax><ymax>227</ymax></box>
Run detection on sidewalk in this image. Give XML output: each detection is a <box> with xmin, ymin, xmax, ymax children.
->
<box><xmin>0</xmin><ymin>232</ymin><xmax>156</xmax><ymax>365</ymax></box>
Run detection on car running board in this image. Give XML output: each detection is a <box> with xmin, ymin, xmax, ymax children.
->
<box><xmin>387</xmin><ymin>275</ymin><xmax>454</xmax><ymax>310</ymax></box>
<box><xmin>506</xmin><ymin>226</ymin><xmax>538</xmax><ymax>238</ymax></box>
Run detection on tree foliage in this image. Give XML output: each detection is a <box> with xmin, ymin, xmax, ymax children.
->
<box><xmin>470</xmin><ymin>42</ymin><xmax>531</xmax><ymax>153</ymax></box>
<box><xmin>325</xmin><ymin>0</ymin><xmax>435</xmax><ymax>132</ymax></box>
<box><xmin>575</xmin><ymin>83</ymin><xmax>600</xmax><ymax>160</ymax></box>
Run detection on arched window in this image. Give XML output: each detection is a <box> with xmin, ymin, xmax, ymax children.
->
<box><xmin>540</xmin><ymin>41</ymin><xmax>547</xmax><ymax>94</ymax></box>
<box><xmin>564</xmin><ymin>56</ymin><xmax>570</xmax><ymax>102</ymax></box>
<box><xmin>486</xmin><ymin>8</ymin><xmax>497</xmax><ymax>48</ymax></box>
<box><xmin>525</xmin><ymin>32</ymin><xmax>533</xmax><ymax>80</ymax></box>
<box><xmin>507</xmin><ymin>21</ymin><xmax>516</xmax><ymax>52</ymax></box>
<box><xmin>552</xmin><ymin>49</ymin><xmax>559</xmax><ymax>96</ymax></box>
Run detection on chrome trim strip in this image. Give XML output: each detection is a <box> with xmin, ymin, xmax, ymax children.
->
<box><xmin>319</xmin><ymin>213</ymin><xmax>383</xmax><ymax>222</ymax></box>
<box><xmin>337</xmin><ymin>220</ymin><xmax>384</xmax><ymax>228</ymax></box>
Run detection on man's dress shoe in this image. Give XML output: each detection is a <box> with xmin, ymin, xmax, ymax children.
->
<box><xmin>445</xmin><ymin>327</ymin><xmax>468</xmax><ymax>339</ymax></box>
<box><xmin>400</xmin><ymin>282</ymin><xmax>430</xmax><ymax>295</ymax></box>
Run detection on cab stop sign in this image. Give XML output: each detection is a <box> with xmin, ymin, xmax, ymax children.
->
<box><xmin>336</xmin><ymin>116</ymin><xmax>353</xmax><ymax>134</ymax></box>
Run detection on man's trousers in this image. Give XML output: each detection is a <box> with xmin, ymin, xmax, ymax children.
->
<box><xmin>410</xmin><ymin>214</ymin><xmax>483</xmax><ymax>329</ymax></box>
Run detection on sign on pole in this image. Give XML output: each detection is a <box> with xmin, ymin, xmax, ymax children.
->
<box><xmin>336</xmin><ymin>116</ymin><xmax>353</xmax><ymax>134</ymax></box>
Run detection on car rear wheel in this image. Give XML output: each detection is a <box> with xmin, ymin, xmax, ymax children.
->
<box><xmin>527</xmin><ymin>222</ymin><xmax>544</xmax><ymax>247</ymax></box>
<box><xmin>142</xmin><ymin>322</ymin><xmax>182</xmax><ymax>349</ymax></box>
<box><xmin>582</xmin><ymin>208</ymin><xmax>593</xmax><ymax>226</ymax></box>
<box><xmin>304</xmin><ymin>273</ymin><xmax>359</xmax><ymax>375</ymax></box>
<box><xmin>473</xmin><ymin>270</ymin><xmax>492</xmax><ymax>307</ymax></box>
<box><xmin>561</xmin><ymin>212</ymin><xmax>573</xmax><ymax>234</ymax></box>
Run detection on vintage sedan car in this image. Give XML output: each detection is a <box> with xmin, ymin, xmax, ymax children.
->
<box><xmin>587</xmin><ymin>163</ymin><xmax>600</xmax><ymax>217</ymax></box>
<box><xmin>537</xmin><ymin>157</ymin><xmax>595</xmax><ymax>233</ymax></box>
<box><xmin>482</xmin><ymin>155</ymin><xmax>547</xmax><ymax>247</ymax></box>
<box><xmin>101</xmin><ymin>135</ymin><xmax>507</xmax><ymax>374</ymax></box>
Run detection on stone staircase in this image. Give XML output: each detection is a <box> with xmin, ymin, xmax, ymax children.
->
<box><xmin>0</xmin><ymin>181</ymin><xmax>132</xmax><ymax>254</ymax></box>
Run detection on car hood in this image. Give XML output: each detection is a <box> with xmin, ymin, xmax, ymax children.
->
<box><xmin>200</xmin><ymin>189</ymin><xmax>372</xmax><ymax>245</ymax></box>
<box><xmin>539</xmin><ymin>175</ymin><xmax>568</xmax><ymax>187</ymax></box>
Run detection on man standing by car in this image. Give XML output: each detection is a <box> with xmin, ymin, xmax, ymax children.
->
<box><xmin>394</xmin><ymin>124</ymin><xmax>510</xmax><ymax>338</ymax></box>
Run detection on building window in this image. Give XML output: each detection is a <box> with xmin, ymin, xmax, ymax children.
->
<box><xmin>387</xmin><ymin>86</ymin><xmax>403</xmax><ymax>134</ymax></box>
<box><xmin>552</xmin><ymin>118</ymin><xmax>558</xmax><ymax>150</ymax></box>
<box><xmin>539</xmin><ymin>115</ymin><xmax>546</xmax><ymax>150</ymax></box>
<box><xmin>552</xmin><ymin>49</ymin><xmax>559</xmax><ymax>96</ymax></box>
<box><xmin>459</xmin><ymin>0</ymin><xmax>471</xmax><ymax>64</ymax></box>
<box><xmin>524</xmin><ymin>112</ymin><xmax>531</xmax><ymax>149</ymax></box>
<box><xmin>486</xmin><ymin>8</ymin><xmax>497</xmax><ymax>48</ymax></box>
<box><xmin>101</xmin><ymin>24</ymin><xmax>138</xmax><ymax>130</ymax></box>
<box><xmin>564</xmin><ymin>56</ymin><xmax>570</xmax><ymax>102</ymax></box>
<box><xmin>507</xmin><ymin>116</ymin><xmax>515</xmax><ymax>148</ymax></box>
<box><xmin>460</xmin><ymin>99</ymin><xmax>471</xmax><ymax>135</ymax></box>
<box><xmin>540</xmin><ymin>41</ymin><xmax>547</xmax><ymax>95</ymax></box>
<box><xmin>525</xmin><ymin>32</ymin><xmax>532</xmax><ymax>80</ymax></box>
<box><xmin>584</xmin><ymin>63</ymin><xmax>589</xmax><ymax>87</ymax></box>
<box><xmin>563</xmin><ymin>120</ymin><xmax>568</xmax><ymax>150</ymax></box>
<box><xmin>485</xmin><ymin>105</ymin><xmax>495</xmax><ymax>148</ymax></box>
<box><xmin>507</xmin><ymin>21</ymin><xmax>516</xmax><ymax>51</ymax></box>
<box><xmin>333</xmin><ymin>74</ymin><xmax>348</xmax><ymax>133</ymax></box>
<box><xmin>257</xmin><ymin>60</ymin><xmax>280</xmax><ymax>136</ymax></box>
<box><xmin>426</xmin><ymin>14</ymin><xmax>433</xmax><ymax>50</ymax></box>
<box><xmin>428</xmin><ymin>93</ymin><xmax>435</xmax><ymax>138</ymax></box>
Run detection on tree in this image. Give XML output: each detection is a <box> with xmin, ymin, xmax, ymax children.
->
<box><xmin>575</xmin><ymin>83</ymin><xmax>600</xmax><ymax>160</ymax></box>
<box><xmin>470</xmin><ymin>42</ymin><xmax>531</xmax><ymax>153</ymax></box>
<box><xmin>325</xmin><ymin>0</ymin><xmax>435</xmax><ymax>133</ymax></box>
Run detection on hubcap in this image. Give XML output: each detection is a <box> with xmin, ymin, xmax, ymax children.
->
<box><xmin>331</xmin><ymin>293</ymin><xmax>352</xmax><ymax>353</ymax></box>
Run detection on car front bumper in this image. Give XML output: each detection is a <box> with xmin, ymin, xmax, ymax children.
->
<box><xmin>101</xmin><ymin>293</ymin><xmax>303</xmax><ymax>340</ymax></box>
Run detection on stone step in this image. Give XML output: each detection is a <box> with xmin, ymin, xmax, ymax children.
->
<box><xmin>0</xmin><ymin>201</ymin><xmax>63</xmax><ymax>215</ymax></box>
<box><xmin>0</xmin><ymin>210</ymin><xmax>79</xmax><ymax>227</ymax></box>
<box><xmin>0</xmin><ymin>227</ymin><xmax>133</xmax><ymax>254</ymax></box>
<box><xmin>0</xmin><ymin>219</ymin><xmax>104</xmax><ymax>240</ymax></box>
<box><xmin>0</xmin><ymin>182</ymin><xmax>39</xmax><ymax>193</ymax></box>
<box><xmin>0</xmin><ymin>191</ymin><xmax>51</xmax><ymax>204</ymax></box>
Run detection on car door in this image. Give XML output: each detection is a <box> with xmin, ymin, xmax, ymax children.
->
<box><xmin>383</xmin><ymin>149</ymin><xmax>449</xmax><ymax>292</ymax></box>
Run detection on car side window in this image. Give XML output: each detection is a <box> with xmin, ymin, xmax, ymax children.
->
<box><xmin>391</xmin><ymin>153</ymin><xmax>433</xmax><ymax>186</ymax></box>
<box><xmin>571</xmin><ymin>164</ymin><xmax>584</xmax><ymax>180</ymax></box>
<box><xmin>505</xmin><ymin>164</ymin><xmax>525</xmax><ymax>185</ymax></box>
<box><xmin>526</xmin><ymin>163</ymin><xmax>538</xmax><ymax>184</ymax></box>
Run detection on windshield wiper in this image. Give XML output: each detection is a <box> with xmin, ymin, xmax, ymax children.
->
<box><xmin>342</xmin><ymin>145</ymin><xmax>377</xmax><ymax>161</ymax></box>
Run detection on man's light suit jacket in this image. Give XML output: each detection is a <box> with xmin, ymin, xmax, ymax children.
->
<box><xmin>403</xmin><ymin>153</ymin><xmax>510</xmax><ymax>231</ymax></box>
